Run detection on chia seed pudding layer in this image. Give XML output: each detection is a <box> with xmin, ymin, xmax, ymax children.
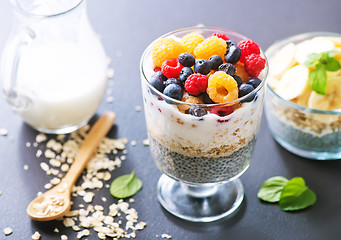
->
<box><xmin>265</xmin><ymin>91</ymin><xmax>341</xmax><ymax>157</ymax></box>
<box><xmin>149</xmin><ymin>137</ymin><xmax>256</xmax><ymax>183</ymax></box>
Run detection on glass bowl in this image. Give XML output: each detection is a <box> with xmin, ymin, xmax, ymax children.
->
<box><xmin>140</xmin><ymin>26</ymin><xmax>268</xmax><ymax>222</ymax></box>
<box><xmin>265</xmin><ymin>32</ymin><xmax>341</xmax><ymax>160</ymax></box>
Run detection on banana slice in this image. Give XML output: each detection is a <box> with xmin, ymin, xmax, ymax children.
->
<box><xmin>326</xmin><ymin>36</ymin><xmax>341</xmax><ymax>47</ymax></box>
<box><xmin>276</xmin><ymin>65</ymin><xmax>309</xmax><ymax>100</ymax></box>
<box><xmin>269</xmin><ymin>42</ymin><xmax>296</xmax><ymax>78</ymax></box>
<box><xmin>295</xmin><ymin>37</ymin><xmax>335</xmax><ymax>64</ymax></box>
<box><xmin>296</xmin><ymin>86</ymin><xmax>312</xmax><ymax>107</ymax></box>
<box><xmin>308</xmin><ymin>91</ymin><xmax>330</xmax><ymax>110</ymax></box>
<box><xmin>307</xmin><ymin>73</ymin><xmax>341</xmax><ymax>110</ymax></box>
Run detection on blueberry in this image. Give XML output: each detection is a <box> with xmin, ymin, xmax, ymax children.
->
<box><xmin>178</xmin><ymin>53</ymin><xmax>195</xmax><ymax>67</ymax></box>
<box><xmin>194</xmin><ymin>59</ymin><xmax>211</xmax><ymax>75</ymax></box>
<box><xmin>188</xmin><ymin>105</ymin><xmax>207</xmax><ymax>117</ymax></box>
<box><xmin>164</xmin><ymin>78</ymin><xmax>183</xmax><ymax>88</ymax></box>
<box><xmin>232</xmin><ymin>75</ymin><xmax>243</xmax><ymax>88</ymax></box>
<box><xmin>238</xmin><ymin>84</ymin><xmax>255</xmax><ymax>102</ymax></box>
<box><xmin>150</xmin><ymin>75</ymin><xmax>165</xmax><ymax>93</ymax></box>
<box><xmin>208</xmin><ymin>55</ymin><xmax>223</xmax><ymax>70</ymax></box>
<box><xmin>225</xmin><ymin>45</ymin><xmax>241</xmax><ymax>64</ymax></box>
<box><xmin>226</xmin><ymin>40</ymin><xmax>237</xmax><ymax>48</ymax></box>
<box><xmin>202</xmin><ymin>92</ymin><xmax>215</xmax><ymax>104</ymax></box>
<box><xmin>152</xmin><ymin>71</ymin><xmax>167</xmax><ymax>82</ymax></box>
<box><xmin>246</xmin><ymin>77</ymin><xmax>262</xmax><ymax>89</ymax></box>
<box><xmin>163</xmin><ymin>84</ymin><xmax>183</xmax><ymax>102</ymax></box>
<box><xmin>218</xmin><ymin>63</ymin><xmax>236</xmax><ymax>76</ymax></box>
<box><xmin>179</xmin><ymin>67</ymin><xmax>193</xmax><ymax>83</ymax></box>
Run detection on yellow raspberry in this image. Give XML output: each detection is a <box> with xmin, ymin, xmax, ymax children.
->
<box><xmin>180</xmin><ymin>32</ymin><xmax>204</xmax><ymax>55</ymax></box>
<box><xmin>177</xmin><ymin>95</ymin><xmax>203</xmax><ymax>113</ymax></box>
<box><xmin>194</xmin><ymin>36</ymin><xmax>227</xmax><ymax>60</ymax></box>
<box><xmin>207</xmin><ymin>71</ymin><xmax>238</xmax><ymax>103</ymax></box>
<box><xmin>151</xmin><ymin>38</ymin><xmax>184</xmax><ymax>67</ymax></box>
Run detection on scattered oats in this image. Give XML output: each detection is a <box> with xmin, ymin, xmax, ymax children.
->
<box><xmin>107</xmin><ymin>68</ymin><xmax>115</xmax><ymax>79</ymax></box>
<box><xmin>135</xmin><ymin>221</ymin><xmax>147</xmax><ymax>230</ymax></box>
<box><xmin>36</xmin><ymin>149</ymin><xmax>43</xmax><ymax>157</ymax></box>
<box><xmin>72</xmin><ymin>226</ymin><xmax>81</xmax><ymax>231</ymax></box>
<box><xmin>40</xmin><ymin>162</ymin><xmax>50</xmax><ymax>172</ymax></box>
<box><xmin>135</xmin><ymin>105</ymin><xmax>142</xmax><ymax>112</ymax></box>
<box><xmin>37</xmin><ymin>191</ymin><xmax>42</xmax><ymax>196</ymax></box>
<box><xmin>130</xmin><ymin>140</ymin><xmax>137</xmax><ymax>146</ymax></box>
<box><xmin>50</xmin><ymin>159</ymin><xmax>61</xmax><ymax>167</ymax></box>
<box><xmin>31</xmin><ymin>231</ymin><xmax>41</xmax><ymax>240</ymax></box>
<box><xmin>105</xmin><ymin>184</ymin><xmax>110</xmax><ymax>188</ymax></box>
<box><xmin>51</xmin><ymin>168</ymin><xmax>60</xmax><ymax>176</ymax></box>
<box><xmin>67</xmin><ymin>158</ymin><xmax>74</xmax><ymax>164</ymax></box>
<box><xmin>106</xmin><ymin>96</ymin><xmax>115</xmax><ymax>103</ymax></box>
<box><xmin>45</xmin><ymin>149</ymin><xmax>56</xmax><ymax>158</ymax></box>
<box><xmin>161</xmin><ymin>233</ymin><xmax>172</xmax><ymax>239</ymax></box>
<box><xmin>26</xmin><ymin>142</ymin><xmax>31</xmax><ymax>147</ymax></box>
<box><xmin>142</xmin><ymin>139</ymin><xmax>150</xmax><ymax>146</ymax></box>
<box><xmin>102</xmin><ymin>197</ymin><xmax>107</xmax><ymax>202</ymax></box>
<box><xmin>50</xmin><ymin>177</ymin><xmax>61</xmax><ymax>185</ymax></box>
<box><xmin>44</xmin><ymin>183</ymin><xmax>52</xmax><ymax>189</ymax></box>
<box><xmin>61</xmin><ymin>163</ymin><xmax>69</xmax><ymax>172</ymax></box>
<box><xmin>3</xmin><ymin>227</ymin><xmax>12</xmax><ymax>235</ymax></box>
<box><xmin>83</xmin><ymin>192</ymin><xmax>95</xmax><ymax>203</ymax></box>
<box><xmin>120</xmin><ymin>155</ymin><xmax>126</xmax><ymax>161</ymax></box>
<box><xmin>33</xmin><ymin>142</ymin><xmax>38</xmax><ymax>147</ymax></box>
<box><xmin>129</xmin><ymin>198</ymin><xmax>135</xmax><ymax>203</ymax></box>
<box><xmin>0</xmin><ymin>128</ymin><xmax>8</xmax><ymax>136</ymax></box>
<box><xmin>54</xmin><ymin>228</ymin><xmax>59</xmax><ymax>233</ymax></box>
<box><xmin>63</xmin><ymin>218</ymin><xmax>75</xmax><ymax>227</ymax></box>
<box><xmin>79</xmin><ymin>204</ymin><xmax>84</xmax><ymax>208</ymax></box>
<box><xmin>36</xmin><ymin>133</ymin><xmax>47</xmax><ymax>143</ymax></box>
<box><xmin>123</xmin><ymin>149</ymin><xmax>128</xmax><ymax>154</ymax></box>
<box><xmin>77</xmin><ymin>229</ymin><xmax>90</xmax><ymax>239</ymax></box>
<box><xmin>61</xmin><ymin>235</ymin><xmax>68</xmax><ymax>240</ymax></box>
<box><xmin>24</xmin><ymin>164</ymin><xmax>29</xmax><ymax>170</ymax></box>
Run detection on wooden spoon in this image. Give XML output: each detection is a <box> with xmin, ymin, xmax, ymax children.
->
<box><xmin>26</xmin><ymin>112</ymin><xmax>116</xmax><ymax>221</ymax></box>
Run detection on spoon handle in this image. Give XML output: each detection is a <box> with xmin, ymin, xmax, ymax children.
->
<box><xmin>62</xmin><ymin>112</ymin><xmax>116</xmax><ymax>188</ymax></box>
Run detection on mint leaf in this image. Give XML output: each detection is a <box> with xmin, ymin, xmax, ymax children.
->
<box><xmin>325</xmin><ymin>57</ymin><xmax>341</xmax><ymax>71</ymax></box>
<box><xmin>279</xmin><ymin>177</ymin><xmax>317</xmax><ymax>211</ymax></box>
<box><xmin>308</xmin><ymin>67</ymin><xmax>327</xmax><ymax>95</ymax></box>
<box><xmin>257</xmin><ymin>176</ymin><xmax>289</xmax><ymax>202</ymax></box>
<box><xmin>304</xmin><ymin>52</ymin><xmax>322</xmax><ymax>67</ymax></box>
<box><xmin>110</xmin><ymin>170</ymin><xmax>143</xmax><ymax>198</ymax></box>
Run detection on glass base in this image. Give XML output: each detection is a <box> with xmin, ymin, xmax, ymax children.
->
<box><xmin>273</xmin><ymin>135</ymin><xmax>341</xmax><ymax>160</ymax></box>
<box><xmin>29</xmin><ymin>120</ymin><xmax>89</xmax><ymax>134</ymax></box>
<box><xmin>157</xmin><ymin>174</ymin><xmax>244</xmax><ymax>222</ymax></box>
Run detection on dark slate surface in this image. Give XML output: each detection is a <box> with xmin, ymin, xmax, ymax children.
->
<box><xmin>0</xmin><ymin>0</ymin><xmax>341</xmax><ymax>239</ymax></box>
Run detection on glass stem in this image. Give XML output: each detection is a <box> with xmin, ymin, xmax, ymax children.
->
<box><xmin>182</xmin><ymin>183</ymin><xmax>219</xmax><ymax>198</ymax></box>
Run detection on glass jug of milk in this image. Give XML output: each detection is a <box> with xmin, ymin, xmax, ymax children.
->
<box><xmin>1</xmin><ymin>0</ymin><xmax>108</xmax><ymax>133</ymax></box>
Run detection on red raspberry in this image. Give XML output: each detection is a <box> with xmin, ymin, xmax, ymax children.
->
<box><xmin>154</xmin><ymin>67</ymin><xmax>161</xmax><ymax>72</ymax></box>
<box><xmin>210</xmin><ymin>106</ymin><xmax>234</xmax><ymax>117</ymax></box>
<box><xmin>161</xmin><ymin>59</ymin><xmax>183</xmax><ymax>78</ymax></box>
<box><xmin>209</xmin><ymin>32</ymin><xmax>230</xmax><ymax>41</ymax></box>
<box><xmin>185</xmin><ymin>73</ymin><xmax>208</xmax><ymax>96</ymax></box>
<box><xmin>238</xmin><ymin>39</ymin><xmax>260</xmax><ymax>63</ymax></box>
<box><xmin>244</xmin><ymin>53</ymin><xmax>266</xmax><ymax>77</ymax></box>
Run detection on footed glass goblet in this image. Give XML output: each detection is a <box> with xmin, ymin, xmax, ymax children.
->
<box><xmin>140</xmin><ymin>27</ymin><xmax>268</xmax><ymax>222</ymax></box>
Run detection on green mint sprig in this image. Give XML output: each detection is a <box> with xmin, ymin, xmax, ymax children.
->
<box><xmin>304</xmin><ymin>51</ymin><xmax>341</xmax><ymax>95</ymax></box>
<box><xmin>258</xmin><ymin>176</ymin><xmax>317</xmax><ymax>211</ymax></box>
<box><xmin>110</xmin><ymin>170</ymin><xmax>143</xmax><ymax>199</ymax></box>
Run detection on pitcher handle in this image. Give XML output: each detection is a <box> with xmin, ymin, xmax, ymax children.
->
<box><xmin>1</xmin><ymin>27</ymin><xmax>35</xmax><ymax>110</ymax></box>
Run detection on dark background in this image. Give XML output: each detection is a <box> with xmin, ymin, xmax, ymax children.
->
<box><xmin>1</xmin><ymin>0</ymin><xmax>341</xmax><ymax>239</ymax></box>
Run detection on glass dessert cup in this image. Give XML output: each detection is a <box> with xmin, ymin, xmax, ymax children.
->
<box><xmin>265</xmin><ymin>32</ymin><xmax>341</xmax><ymax>160</ymax></box>
<box><xmin>140</xmin><ymin>27</ymin><xmax>268</xmax><ymax>222</ymax></box>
